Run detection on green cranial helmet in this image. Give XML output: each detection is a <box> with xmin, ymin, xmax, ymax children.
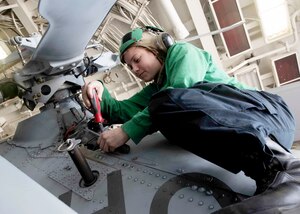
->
<box><xmin>119</xmin><ymin>28</ymin><xmax>143</xmax><ymax>56</ymax></box>
<box><xmin>119</xmin><ymin>26</ymin><xmax>164</xmax><ymax>55</ymax></box>
<box><xmin>119</xmin><ymin>26</ymin><xmax>173</xmax><ymax>63</ymax></box>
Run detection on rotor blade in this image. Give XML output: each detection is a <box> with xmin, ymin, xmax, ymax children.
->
<box><xmin>30</xmin><ymin>0</ymin><xmax>116</xmax><ymax>72</ymax></box>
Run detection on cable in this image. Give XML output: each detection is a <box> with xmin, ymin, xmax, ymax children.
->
<box><xmin>10</xmin><ymin>10</ymin><xmax>23</xmax><ymax>36</ymax></box>
<box><xmin>90</xmin><ymin>40</ymin><xmax>105</xmax><ymax>62</ymax></box>
<box><xmin>74</xmin><ymin>57</ymin><xmax>91</xmax><ymax>78</ymax></box>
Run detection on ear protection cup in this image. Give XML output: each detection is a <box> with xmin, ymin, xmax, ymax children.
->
<box><xmin>160</xmin><ymin>33</ymin><xmax>174</xmax><ymax>50</ymax></box>
<box><xmin>144</xmin><ymin>26</ymin><xmax>174</xmax><ymax>51</ymax></box>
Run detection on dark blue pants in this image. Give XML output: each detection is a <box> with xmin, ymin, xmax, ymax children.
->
<box><xmin>149</xmin><ymin>82</ymin><xmax>295</xmax><ymax>173</ymax></box>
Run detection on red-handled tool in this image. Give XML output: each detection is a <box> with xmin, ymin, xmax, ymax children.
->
<box><xmin>89</xmin><ymin>88</ymin><xmax>130</xmax><ymax>154</ymax></box>
<box><xmin>90</xmin><ymin>89</ymin><xmax>104</xmax><ymax>124</ymax></box>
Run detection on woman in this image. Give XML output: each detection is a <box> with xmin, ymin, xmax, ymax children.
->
<box><xmin>82</xmin><ymin>26</ymin><xmax>300</xmax><ymax>213</ymax></box>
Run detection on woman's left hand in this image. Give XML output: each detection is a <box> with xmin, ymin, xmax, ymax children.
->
<box><xmin>97</xmin><ymin>127</ymin><xmax>129</xmax><ymax>153</ymax></box>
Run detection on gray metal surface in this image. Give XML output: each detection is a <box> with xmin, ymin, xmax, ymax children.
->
<box><xmin>12</xmin><ymin>108</ymin><xmax>60</xmax><ymax>148</ymax></box>
<box><xmin>0</xmin><ymin>111</ymin><xmax>256</xmax><ymax>214</ymax></box>
<box><xmin>0</xmin><ymin>156</ymin><xmax>77</xmax><ymax>214</ymax></box>
<box><xmin>48</xmin><ymin>158</ymin><xmax>114</xmax><ymax>200</ymax></box>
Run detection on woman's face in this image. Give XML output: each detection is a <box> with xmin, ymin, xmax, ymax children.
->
<box><xmin>123</xmin><ymin>46</ymin><xmax>162</xmax><ymax>82</ymax></box>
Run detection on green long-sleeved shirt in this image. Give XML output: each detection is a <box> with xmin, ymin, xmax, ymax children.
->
<box><xmin>100</xmin><ymin>42</ymin><xmax>253</xmax><ymax>144</ymax></box>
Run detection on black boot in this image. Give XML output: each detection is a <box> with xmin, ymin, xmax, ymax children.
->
<box><xmin>213</xmin><ymin>139</ymin><xmax>300</xmax><ymax>214</ymax></box>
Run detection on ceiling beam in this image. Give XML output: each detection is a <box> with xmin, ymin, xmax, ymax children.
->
<box><xmin>185</xmin><ymin>0</ymin><xmax>224</xmax><ymax>70</ymax></box>
<box><xmin>6</xmin><ymin>0</ymin><xmax>38</xmax><ymax>34</ymax></box>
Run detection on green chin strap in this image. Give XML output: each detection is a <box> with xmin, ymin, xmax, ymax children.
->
<box><xmin>119</xmin><ymin>28</ymin><xmax>143</xmax><ymax>55</ymax></box>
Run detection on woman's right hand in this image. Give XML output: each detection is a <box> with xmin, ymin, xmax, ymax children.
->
<box><xmin>81</xmin><ymin>80</ymin><xmax>104</xmax><ymax>108</ymax></box>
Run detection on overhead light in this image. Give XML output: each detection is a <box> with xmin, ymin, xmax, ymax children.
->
<box><xmin>254</xmin><ymin>0</ymin><xmax>293</xmax><ymax>43</ymax></box>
